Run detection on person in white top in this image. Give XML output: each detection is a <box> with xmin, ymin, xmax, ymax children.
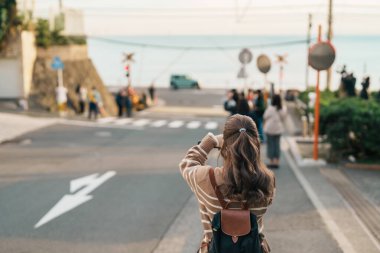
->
<box><xmin>263</xmin><ymin>94</ymin><xmax>287</xmax><ymax>169</ymax></box>
<box><xmin>55</xmin><ymin>85</ymin><xmax>68</xmax><ymax>115</ymax></box>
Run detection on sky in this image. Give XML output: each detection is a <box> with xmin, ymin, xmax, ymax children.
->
<box><xmin>27</xmin><ymin>0</ymin><xmax>380</xmax><ymax>35</ymax></box>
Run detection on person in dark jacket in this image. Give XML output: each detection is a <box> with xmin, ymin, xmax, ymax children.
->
<box><xmin>254</xmin><ymin>90</ymin><xmax>265</xmax><ymax>142</ymax></box>
<box><xmin>237</xmin><ymin>92</ymin><xmax>250</xmax><ymax>116</ymax></box>
<box><xmin>224</xmin><ymin>89</ymin><xmax>238</xmax><ymax>115</ymax></box>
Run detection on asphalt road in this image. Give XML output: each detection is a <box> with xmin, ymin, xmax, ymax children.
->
<box><xmin>0</xmin><ymin>90</ymin><xmax>347</xmax><ymax>253</ymax></box>
<box><xmin>0</xmin><ymin>118</ymin><xmax>218</xmax><ymax>253</ymax></box>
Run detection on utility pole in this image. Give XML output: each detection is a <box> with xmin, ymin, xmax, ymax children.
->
<box><xmin>326</xmin><ymin>0</ymin><xmax>333</xmax><ymax>90</ymax></box>
<box><xmin>305</xmin><ymin>13</ymin><xmax>312</xmax><ymax>89</ymax></box>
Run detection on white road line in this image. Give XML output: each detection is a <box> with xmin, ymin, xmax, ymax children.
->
<box><xmin>282</xmin><ymin>141</ymin><xmax>356</xmax><ymax>253</ymax></box>
<box><xmin>205</xmin><ymin>121</ymin><xmax>218</xmax><ymax>130</ymax></box>
<box><xmin>186</xmin><ymin>121</ymin><xmax>201</xmax><ymax>129</ymax></box>
<box><xmin>168</xmin><ymin>120</ymin><xmax>184</xmax><ymax>128</ymax></box>
<box><xmin>59</xmin><ymin>120</ymin><xmax>142</xmax><ymax>130</ymax></box>
<box><xmin>132</xmin><ymin>119</ymin><xmax>151</xmax><ymax>127</ymax></box>
<box><xmin>151</xmin><ymin>120</ymin><xmax>168</xmax><ymax>128</ymax></box>
<box><xmin>113</xmin><ymin>118</ymin><xmax>134</xmax><ymax>125</ymax></box>
<box><xmin>97</xmin><ymin>117</ymin><xmax>117</xmax><ymax>124</ymax></box>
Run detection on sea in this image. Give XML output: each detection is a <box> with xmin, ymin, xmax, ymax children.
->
<box><xmin>87</xmin><ymin>35</ymin><xmax>380</xmax><ymax>91</ymax></box>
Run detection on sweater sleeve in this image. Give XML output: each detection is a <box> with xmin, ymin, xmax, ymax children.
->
<box><xmin>179</xmin><ymin>133</ymin><xmax>218</xmax><ymax>192</ymax></box>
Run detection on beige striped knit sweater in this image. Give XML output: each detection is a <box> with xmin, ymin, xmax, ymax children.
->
<box><xmin>179</xmin><ymin>133</ymin><xmax>274</xmax><ymax>253</ymax></box>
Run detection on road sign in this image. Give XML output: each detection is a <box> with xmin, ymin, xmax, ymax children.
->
<box><xmin>237</xmin><ymin>66</ymin><xmax>248</xmax><ymax>79</ymax></box>
<box><xmin>51</xmin><ymin>56</ymin><xmax>64</xmax><ymax>70</ymax></box>
<box><xmin>257</xmin><ymin>54</ymin><xmax>271</xmax><ymax>74</ymax></box>
<box><xmin>239</xmin><ymin>48</ymin><xmax>253</xmax><ymax>64</ymax></box>
<box><xmin>34</xmin><ymin>171</ymin><xmax>116</xmax><ymax>228</ymax></box>
<box><xmin>309</xmin><ymin>42</ymin><xmax>336</xmax><ymax>71</ymax></box>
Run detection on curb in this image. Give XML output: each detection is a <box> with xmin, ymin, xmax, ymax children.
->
<box><xmin>344</xmin><ymin>163</ymin><xmax>380</xmax><ymax>171</ymax></box>
<box><xmin>284</xmin><ymin>136</ymin><xmax>326</xmax><ymax>167</ymax></box>
<box><xmin>146</xmin><ymin>106</ymin><xmax>229</xmax><ymax>117</ymax></box>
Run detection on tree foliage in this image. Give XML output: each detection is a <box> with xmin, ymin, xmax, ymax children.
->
<box><xmin>0</xmin><ymin>0</ymin><xmax>17</xmax><ymax>50</ymax></box>
<box><xmin>35</xmin><ymin>18</ymin><xmax>86</xmax><ymax>48</ymax></box>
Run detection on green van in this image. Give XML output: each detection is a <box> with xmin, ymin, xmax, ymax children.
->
<box><xmin>170</xmin><ymin>75</ymin><xmax>200</xmax><ymax>90</ymax></box>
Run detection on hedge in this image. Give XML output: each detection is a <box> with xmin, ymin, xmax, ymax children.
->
<box><xmin>320</xmin><ymin>98</ymin><xmax>380</xmax><ymax>160</ymax></box>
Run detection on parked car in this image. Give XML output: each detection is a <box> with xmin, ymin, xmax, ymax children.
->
<box><xmin>170</xmin><ymin>74</ymin><xmax>200</xmax><ymax>90</ymax></box>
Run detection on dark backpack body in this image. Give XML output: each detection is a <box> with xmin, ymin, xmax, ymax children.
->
<box><xmin>207</xmin><ymin>169</ymin><xmax>263</xmax><ymax>253</ymax></box>
<box><xmin>209</xmin><ymin>211</ymin><xmax>262</xmax><ymax>253</ymax></box>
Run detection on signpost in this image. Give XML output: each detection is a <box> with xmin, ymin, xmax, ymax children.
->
<box><xmin>238</xmin><ymin>48</ymin><xmax>252</xmax><ymax>91</ymax></box>
<box><xmin>123</xmin><ymin>52</ymin><xmax>135</xmax><ymax>86</ymax></box>
<box><xmin>257</xmin><ymin>54</ymin><xmax>272</xmax><ymax>100</ymax></box>
<box><xmin>51</xmin><ymin>56</ymin><xmax>64</xmax><ymax>87</ymax></box>
<box><xmin>308</xmin><ymin>25</ymin><xmax>336</xmax><ymax>160</ymax></box>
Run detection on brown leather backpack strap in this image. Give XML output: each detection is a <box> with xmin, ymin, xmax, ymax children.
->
<box><xmin>209</xmin><ymin>168</ymin><xmax>228</xmax><ymax>209</ymax></box>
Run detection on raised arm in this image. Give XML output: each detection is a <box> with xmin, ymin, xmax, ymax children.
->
<box><xmin>179</xmin><ymin>133</ymin><xmax>222</xmax><ymax>191</ymax></box>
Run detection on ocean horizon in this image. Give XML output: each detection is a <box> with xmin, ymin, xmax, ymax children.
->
<box><xmin>88</xmin><ymin>35</ymin><xmax>380</xmax><ymax>91</ymax></box>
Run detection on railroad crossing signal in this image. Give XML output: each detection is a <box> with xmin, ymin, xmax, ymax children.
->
<box><xmin>125</xmin><ymin>65</ymin><xmax>130</xmax><ymax>77</ymax></box>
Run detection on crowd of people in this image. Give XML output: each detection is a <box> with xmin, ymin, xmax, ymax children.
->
<box><xmin>223</xmin><ymin>88</ymin><xmax>287</xmax><ymax>169</ymax></box>
<box><xmin>55</xmin><ymin>83</ymin><xmax>157</xmax><ymax>120</ymax></box>
<box><xmin>115</xmin><ymin>84</ymin><xmax>156</xmax><ymax>118</ymax></box>
<box><xmin>55</xmin><ymin>84</ymin><xmax>104</xmax><ymax>119</ymax></box>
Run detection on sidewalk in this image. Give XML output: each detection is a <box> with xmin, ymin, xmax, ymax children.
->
<box><xmin>154</xmin><ymin>145</ymin><xmax>344</xmax><ymax>253</ymax></box>
<box><xmin>0</xmin><ymin>112</ymin><xmax>57</xmax><ymax>144</ymax></box>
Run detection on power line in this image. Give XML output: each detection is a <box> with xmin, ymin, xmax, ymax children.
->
<box><xmin>89</xmin><ymin>36</ymin><xmax>310</xmax><ymax>51</ymax></box>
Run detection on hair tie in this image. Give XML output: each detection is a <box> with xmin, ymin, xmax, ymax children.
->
<box><xmin>239</xmin><ymin>128</ymin><xmax>246</xmax><ymax>133</ymax></box>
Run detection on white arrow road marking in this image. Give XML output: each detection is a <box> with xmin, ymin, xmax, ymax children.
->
<box><xmin>34</xmin><ymin>171</ymin><xmax>116</xmax><ymax>229</ymax></box>
<box><xmin>186</xmin><ymin>121</ymin><xmax>201</xmax><ymax>129</ymax></box>
<box><xmin>151</xmin><ymin>120</ymin><xmax>168</xmax><ymax>128</ymax></box>
<box><xmin>205</xmin><ymin>122</ymin><xmax>218</xmax><ymax>130</ymax></box>
<box><xmin>168</xmin><ymin>120</ymin><xmax>184</xmax><ymax>128</ymax></box>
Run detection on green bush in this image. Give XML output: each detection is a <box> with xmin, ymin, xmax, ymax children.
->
<box><xmin>35</xmin><ymin>18</ymin><xmax>86</xmax><ymax>48</ymax></box>
<box><xmin>320</xmin><ymin>98</ymin><xmax>380</xmax><ymax>160</ymax></box>
<box><xmin>298</xmin><ymin>87</ymin><xmax>338</xmax><ymax>107</ymax></box>
<box><xmin>35</xmin><ymin>18</ymin><xmax>51</xmax><ymax>48</ymax></box>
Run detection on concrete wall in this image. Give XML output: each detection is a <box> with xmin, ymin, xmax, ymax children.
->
<box><xmin>0</xmin><ymin>58</ymin><xmax>23</xmax><ymax>98</ymax></box>
<box><xmin>0</xmin><ymin>31</ymin><xmax>36</xmax><ymax>99</ymax></box>
<box><xmin>37</xmin><ymin>45</ymin><xmax>88</xmax><ymax>61</ymax></box>
<box><xmin>21</xmin><ymin>31</ymin><xmax>37</xmax><ymax>98</ymax></box>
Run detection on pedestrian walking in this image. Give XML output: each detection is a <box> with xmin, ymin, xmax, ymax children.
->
<box><xmin>253</xmin><ymin>90</ymin><xmax>265</xmax><ymax>142</ymax></box>
<box><xmin>55</xmin><ymin>84</ymin><xmax>68</xmax><ymax>116</ymax></box>
<box><xmin>237</xmin><ymin>91</ymin><xmax>250</xmax><ymax>116</ymax></box>
<box><xmin>263</xmin><ymin>94</ymin><xmax>287</xmax><ymax>169</ymax></box>
<box><xmin>116</xmin><ymin>89</ymin><xmax>126</xmax><ymax>117</ymax></box>
<box><xmin>223</xmin><ymin>89</ymin><xmax>238</xmax><ymax>115</ymax></box>
<box><xmin>125</xmin><ymin>87</ymin><xmax>133</xmax><ymax>117</ymax></box>
<box><xmin>180</xmin><ymin>114</ymin><xmax>275</xmax><ymax>253</ymax></box>
<box><xmin>76</xmin><ymin>84</ymin><xmax>87</xmax><ymax>114</ymax></box>
<box><xmin>88</xmin><ymin>86</ymin><xmax>101</xmax><ymax>120</ymax></box>
<box><xmin>148</xmin><ymin>84</ymin><xmax>156</xmax><ymax>104</ymax></box>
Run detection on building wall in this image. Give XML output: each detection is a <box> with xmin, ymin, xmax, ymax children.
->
<box><xmin>0</xmin><ymin>58</ymin><xmax>23</xmax><ymax>98</ymax></box>
<box><xmin>0</xmin><ymin>31</ymin><xmax>36</xmax><ymax>99</ymax></box>
<box><xmin>62</xmin><ymin>8</ymin><xmax>85</xmax><ymax>36</ymax></box>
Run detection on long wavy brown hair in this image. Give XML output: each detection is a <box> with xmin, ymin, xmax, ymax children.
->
<box><xmin>220</xmin><ymin>114</ymin><xmax>275</xmax><ymax>205</ymax></box>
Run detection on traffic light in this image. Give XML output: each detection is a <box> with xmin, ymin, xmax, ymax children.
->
<box><xmin>125</xmin><ymin>65</ymin><xmax>130</xmax><ymax>77</ymax></box>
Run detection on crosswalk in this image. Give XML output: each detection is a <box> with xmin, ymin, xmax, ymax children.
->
<box><xmin>95</xmin><ymin>117</ymin><xmax>220</xmax><ymax>130</ymax></box>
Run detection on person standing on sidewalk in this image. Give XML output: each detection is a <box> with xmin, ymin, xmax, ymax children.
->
<box><xmin>76</xmin><ymin>84</ymin><xmax>87</xmax><ymax>115</ymax></box>
<box><xmin>263</xmin><ymin>94</ymin><xmax>287</xmax><ymax>169</ymax></box>
<box><xmin>179</xmin><ymin>114</ymin><xmax>275</xmax><ymax>253</ymax></box>
<box><xmin>55</xmin><ymin>84</ymin><xmax>68</xmax><ymax>116</ymax></box>
<box><xmin>88</xmin><ymin>86</ymin><xmax>101</xmax><ymax>120</ymax></box>
<box><xmin>253</xmin><ymin>90</ymin><xmax>265</xmax><ymax>143</ymax></box>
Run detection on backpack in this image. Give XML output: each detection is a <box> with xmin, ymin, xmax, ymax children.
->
<box><xmin>207</xmin><ymin>168</ymin><xmax>262</xmax><ymax>253</ymax></box>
